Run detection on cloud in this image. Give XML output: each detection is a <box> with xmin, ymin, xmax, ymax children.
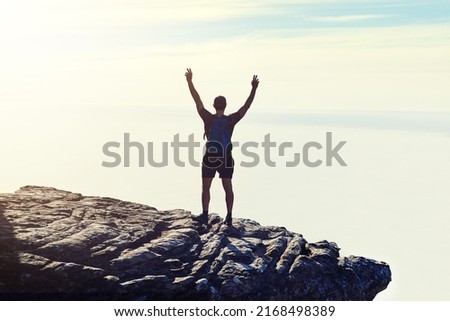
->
<box><xmin>0</xmin><ymin>0</ymin><xmax>289</xmax><ymax>32</ymax></box>
<box><xmin>308</xmin><ymin>14</ymin><xmax>389</xmax><ymax>22</ymax></box>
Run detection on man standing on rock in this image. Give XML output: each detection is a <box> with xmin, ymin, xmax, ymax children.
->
<box><xmin>185</xmin><ymin>68</ymin><xmax>259</xmax><ymax>226</ymax></box>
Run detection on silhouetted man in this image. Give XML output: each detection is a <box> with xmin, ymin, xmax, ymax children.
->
<box><xmin>185</xmin><ymin>68</ymin><xmax>259</xmax><ymax>226</ymax></box>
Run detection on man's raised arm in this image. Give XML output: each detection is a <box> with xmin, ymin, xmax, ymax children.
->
<box><xmin>185</xmin><ymin>68</ymin><xmax>204</xmax><ymax>113</ymax></box>
<box><xmin>238</xmin><ymin>75</ymin><xmax>259</xmax><ymax>118</ymax></box>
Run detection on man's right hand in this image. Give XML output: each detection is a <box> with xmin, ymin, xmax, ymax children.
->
<box><xmin>185</xmin><ymin>68</ymin><xmax>193</xmax><ymax>82</ymax></box>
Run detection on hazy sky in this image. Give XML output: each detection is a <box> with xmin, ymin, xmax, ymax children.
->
<box><xmin>1</xmin><ymin>1</ymin><xmax>449</xmax><ymax>301</ymax></box>
<box><xmin>1</xmin><ymin>0</ymin><xmax>449</xmax><ymax>112</ymax></box>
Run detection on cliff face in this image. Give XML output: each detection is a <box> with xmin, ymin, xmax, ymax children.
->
<box><xmin>0</xmin><ymin>186</ymin><xmax>391</xmax><ymax>300</ymax></box>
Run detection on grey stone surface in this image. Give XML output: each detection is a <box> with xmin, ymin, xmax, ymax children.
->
<box><xmin>0</xmin><ymin>186</ymin><xmax>391</xmax><ymax>300</ymax></box>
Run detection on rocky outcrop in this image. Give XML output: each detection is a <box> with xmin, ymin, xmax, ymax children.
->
<box><xmin>0</xmin><ymin>186</ymin><xmax>391</xmax><ymax>300</ymax></box>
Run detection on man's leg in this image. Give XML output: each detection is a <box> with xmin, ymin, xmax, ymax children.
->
<box><xmin>221</xmin><ymin>178</ymin><xmax>234</xmax><ymax>225</ymax></box>
<box><xmin>202</xmin><ymin>177</ymin><xmax>213</xmax><ymax>213</ymax></box>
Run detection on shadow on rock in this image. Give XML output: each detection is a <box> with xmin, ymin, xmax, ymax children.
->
<box><xmin>0</xmin><ymin>202</ymin><xmax>20</xmax><ymax>299</ymax></box>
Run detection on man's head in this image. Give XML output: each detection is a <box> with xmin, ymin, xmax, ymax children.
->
<box><xmin>213</xmin><ymin>96</ymin><xmax>227</xmax><ymax>110</ymax></box>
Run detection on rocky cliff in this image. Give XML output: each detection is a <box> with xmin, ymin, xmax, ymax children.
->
<box><xmin>0</xmin><ymin>186</ymin><xmax>391</xmax><ymax>300</ymax></box>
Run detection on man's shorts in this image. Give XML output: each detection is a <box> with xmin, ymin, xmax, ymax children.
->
<box><xmin>202</xmin><ymin>153</ymin><xmax>234</xmax><ymax>179</ymax></box>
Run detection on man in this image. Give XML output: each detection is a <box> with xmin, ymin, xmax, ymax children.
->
<box><xmin>185</xmin><ymin>68</ymin><xmax>259</xmax><ymax>226</ymax></box>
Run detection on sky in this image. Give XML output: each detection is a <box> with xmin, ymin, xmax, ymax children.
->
<box><xmin>0</xmin><ymin>0</ymin><xmax>450</xmax><ymax>301</ymax></box>
<box><xmin>1</xmin><ymin>0</ymin><xmax>449</xmax><ymax>112</ymax></box>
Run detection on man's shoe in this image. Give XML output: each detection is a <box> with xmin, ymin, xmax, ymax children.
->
<box><xmin>225</xmin><ymin>213</ymin><xmax>232</xmax><ymax>226</ymax></box>
<box><xmin>194</xmin><ymin>213</ymin><xmax>208</xmax><ymax>224</ymax></box>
